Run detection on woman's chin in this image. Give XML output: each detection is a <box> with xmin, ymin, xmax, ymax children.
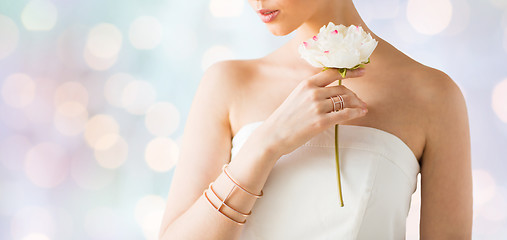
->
<box><xmin>266</xmin><ymin>26</ymin><xmax>292</xmax><ymax>36</ymax></box>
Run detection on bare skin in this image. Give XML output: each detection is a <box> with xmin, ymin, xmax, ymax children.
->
<box><xmin>158</xmin><ymin>0</ymin><xmax>472</xmax><ymax>239</ymax></box>
<box><xmin>229</xmin><ymin>40</ymin><xmax>427</xmax><ymax>161</ymax></box>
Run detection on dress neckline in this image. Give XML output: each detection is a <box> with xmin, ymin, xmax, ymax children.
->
<box><xmin>232</xmin><ymin>120</ymin><xmax>419</xmax><ymax>163</ymax></box>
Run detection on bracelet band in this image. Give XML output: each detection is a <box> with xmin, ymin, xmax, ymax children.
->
<box><xmin>203</xmin><ymin>189</ymin><xmax>246</xmax><ymax>225</ymax></box>
<box><xmin>209</xmin><ymin>183</ymin><xmax>252</xmax><ymax>217</ymax></box>
<box><xmin>222</xmin><ymin>164</ymin><xmax>263</xmax><ymax>198</ymax></box>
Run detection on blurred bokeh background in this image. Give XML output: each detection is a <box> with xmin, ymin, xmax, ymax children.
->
<box><xmin>0</xmin><ymin>0</ymin><xmax>506</xmax><ymax>239</ymax></box>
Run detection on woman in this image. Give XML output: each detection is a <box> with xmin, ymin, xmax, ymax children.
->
<box><xmin>158</xmin><ymin>0</ymin><xmax>473</xmax><ymax>239</ymax></box>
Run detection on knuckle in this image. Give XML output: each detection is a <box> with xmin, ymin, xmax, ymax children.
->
<box><xmin>343</xmin><ymin>95</ymin><xmax>352</xmax><ymax>106</ymax></box>
<box><xmin>309</xmin><ymin>89</ymin><xmax>320</xmax><ymax>101</ymax></box>
<box><xmin>337</xmin><ymin>84</ymin><xmax>347</xmax><ymax>90</ymax></box>
<box><xmin>341</xmin><ymin>109</ymin><xmax>353</xmax><ymax>118</ymax></box>
<box><xmin>316</xmin><ymin>102</ymin><xmax>327</xmax><ymax>113</ymax></box>
<box><xmin>356</xmin><ymin>98</ymin><xmax>366</xmax><ymax>108</ymax></box>
<box><xmin>301</xmin><ymin>79</ymin><xmax>314</xmax><ymax>89</ymax></box>
<box><xmin>328</xmin><ymin>68</ymin><xmax>341</xmax><ymax>76</ymax></box>
<box><xmin>319</xmin><ymin>68</ymin><xmax>331</xmax><ymax>77</ymax></box>
<box><xmin>322</xmin><ymin>70</ymin><xmax>338</xmax><ymax>80</ymax></box>
<box><xmin>341</xmin><ymin>85</ymin><xmax>352</xmax><ymax>91</ymax></box>
<box><xmin>343</xmin><ymin>91</ymin><xmax>356</xmax><ymax>101</ymax></box>
<box><xmin>311</xmin><ymin>102</ymin><xmax>323</xmax><ymax>113</ymax></box>
<box><xmin>355</xmin><ymin>98</ymin><xmax>365</xmax><ymax>107</ymax></box>
<box><xmin>337</xmin><ymin>85</ymin><xmax>349</xmax><ymax>93</ymax></box>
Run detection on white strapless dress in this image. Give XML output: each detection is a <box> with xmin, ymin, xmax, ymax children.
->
<box><xmin>231</xmin><ymin>121</ymin><xmax>420</xmax><ymax>240</ymax></box>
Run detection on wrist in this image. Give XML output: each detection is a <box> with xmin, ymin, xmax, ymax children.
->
<box><xmin>249</xmin><ymin>124</ymin><xmax>284</xmax><ymax>162</ymax></box>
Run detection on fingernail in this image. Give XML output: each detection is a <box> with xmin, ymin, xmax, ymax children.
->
<box><xmin>362</xmin><ymin>108</ymin><xmax>368</xmax><ymax>113</ymax></box>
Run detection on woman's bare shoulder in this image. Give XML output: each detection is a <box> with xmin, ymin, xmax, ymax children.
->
<box><xmin>199</xmin><ymin>58</ymin><xmax>264</xmax><ymax>126</ymax></box>
<box><xmin>385</xmin><ymin>41</ymin><xmax>459</xmax><ymax>91</ymax></box>
<box><xmin>403</xmin><ymin>60</ymin><xmax>468</xmax><ymax>141</ymax></box>
<box><xmin>204</xmin><ymin>58</ymin><xmax>260</xmax><ymax>81</ymax></box>
<box><xmin>202</xmin><ymin>58</ymin><xmax>262</xmax><ymax>95</ymax></box>
<box><xmin>405</xmin><ymin>61</ymin><xmax>463</xmax><ymax>104</ymax></box>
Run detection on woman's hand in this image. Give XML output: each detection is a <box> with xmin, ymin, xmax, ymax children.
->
<box><xmin>260</xmin><ymin>67</ymin><xmax>368</xmax><ymax>157</ymax></box>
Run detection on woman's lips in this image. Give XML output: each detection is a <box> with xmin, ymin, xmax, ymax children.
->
<box><xmin>257</xmin><ymin>9</ymin><xmax>279</xmax><ymax>23</ymax></box>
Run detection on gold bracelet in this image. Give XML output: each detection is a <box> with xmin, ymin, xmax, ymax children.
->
<box><xmin>208</xmin><ymin>183</ymin><xmax>252</xmax><ymax>217</ymax></box>
<box><xmin>203</xmin><ymin>189</ymin><xmax>246</xmax><ymax>225</ymax></box>
<box><xmin>222</xmin><ymin>164</ymin><xmax>263</xmax><ymax>198</ymax></box>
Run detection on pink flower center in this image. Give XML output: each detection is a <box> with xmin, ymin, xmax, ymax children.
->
<box><xmin>332</xmin><ymin>30</ymin><xmax>338</xmax><ymax>34</ymax></box>
<box><xmin>313</xmin><ymin>35</ymin><xmax>318</xmax><ymax>41</ymax></box>
<box><xmin>324</xmin><ymin>50</ymin><xmax>329</xmax><ymax>54</ymax></box>
<box><xmin>303</xmin><ymin>42</ymin><xmax>308</xmax><ymax>48</ymax></box>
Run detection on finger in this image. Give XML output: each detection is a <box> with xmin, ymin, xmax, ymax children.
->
<box><xmin>319</xmin><ymin>85</ymin><xmax>367</xmax><ymax>106</ymax></box>
<box><xmin>324</xmin><ymin>107</ymin><xmax>368</xmax><ymax>126</ymax></box>
<box><xmin>318</xmin><ymin>93</ymin><xmax>367</xmax><ymax>114</ymax></box>
<box><xmin>318</xmin><ymin>84</ymin><xmax>350</xmax><ymax>99</ymax></box>
<box><xmin>310</xmin><ymin>67</ymin><xmax>365</xmax><ymax>87</ymax></box>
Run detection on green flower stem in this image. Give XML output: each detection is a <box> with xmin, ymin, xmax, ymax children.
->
<box><xmin>336</xmin><ymin>78</ymin><xmax>344</xmax><ymax>207</ymax></box>
<box><xmin>322</xmin><ymin>67</ymin><xmax>345</xmax><ymax>207</ymax></box>
<box><xmin>321</xmin><ymin>59</ymin><xmax>370</xmax><ymax>207</ymax></box>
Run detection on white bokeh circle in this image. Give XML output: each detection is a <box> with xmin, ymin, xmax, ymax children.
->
<box><xmin>53</xmin><ymin>101</ymin><xmax>88</xmax><ymax>136</ymax></box>
<box><xmin>492</xmin><ymin>79</ymin><xmax>507</xmax><ymax>123</ymax></box>
<box><xmin>104</xmin><ymin>73</ymin><xmax>136</xmax><ymax>107</ymax></box>
<box><xmin>22</xmin><ymin>233</ymin><xmax>50</xmax><ymax>240</ymax></box>
<box><xmin>121</xmin><ymin>80</ymin><xmax>157</xmax><ymax>115</ymax></box>
<box><xmin>1</xmin><ymin>73</ymin><xmax>36</xmax><ymax>109</ymax></box>
<box><xmin>135</xmin><ymin>195</ymin><xmax>166</xmax><ymax>240</ymax></box>
<box><xmin>407</xmin><ymin>0</ymin><xmax>453</xmax><ymax>35</ymax></box>
<box><xmin>94</xmin><ymin>135</ymin><xmax>128</xmax><ymax>169</ymax></box>
<box><xmin>21</xmin><ymin>0</ymin><xmax>58</xmax><ymax>31</ymax></box>
<box><xmin>129</xmin><ymin>16</ymin><xmax>163</xmax><ymax>50</ymax></box>
<box><xmin>145</xmin><ymin>102</ymin><xmax>180</xmax><ymax>136</ymax></box>
<box><xmin>209</xmin><ymin>0</ymin><xmax>244</xmax><ymax>18</ymax></box>
<box><xmin>84</xmin><ymin>114</ymin><xmax>120</xmax><ymax>149</ymax></box>
<box><xmin>473</xmin><ymin>169</ymin><xmax>497</xmax><ymax>208</ymax></box>
<box><xmin>201</xmin><ymin>45</ymin><xmax>235</xmax><ymax>70</ymax></box>
<box><xmin>145</xmin><ymin>137</ymin><xmax>179</xmax><ymax>172</ymax></box>
<box><xmin>85</xmin><ymin>23</ymin><xmax>122</xmax><ymax>59</ymax></box>
<box><xmin>83</xmin><ymin>45</ymin><xmax>118</xmax><ymax>71</ymax></box>
<box><xmin>10</xmin><ymin>206</ymin><xmax>55</xmax><ymax>239</ymax></box>
<box><xmin>0</xmin><ymin>14</ymin><xmax>19</xmax><ymax>59</ymax></box>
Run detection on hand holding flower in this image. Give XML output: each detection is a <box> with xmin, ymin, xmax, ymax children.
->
<box><xmin>298</xmin><ymin>22</ymin><xmax>378</xmax><ymax>207</ymax></box>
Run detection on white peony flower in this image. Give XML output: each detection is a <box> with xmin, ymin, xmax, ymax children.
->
<box><xmin>298</xmin><ymin>22</ymin><xmax>378</xmax><ymax>76</ymax></box>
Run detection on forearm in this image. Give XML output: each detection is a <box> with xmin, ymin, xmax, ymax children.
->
<box><xmin>160</xmin><ymin>129</ymin><xmax>281</xmax><ymax>240</ymax></box>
